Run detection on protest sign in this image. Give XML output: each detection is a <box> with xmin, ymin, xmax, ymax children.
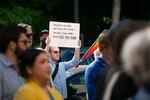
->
<box><xmin>49</xmin><ymin>21</ymin><xmax>80</xmax><ymax>48</ymax></box>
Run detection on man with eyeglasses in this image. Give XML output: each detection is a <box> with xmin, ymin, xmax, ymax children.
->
<box><xmin>18</xmin><ymin>23</ymin><xmax>33</xmax><ymax>48</ymax></box>
<box><xmin>45</xmin><ymin>39</ymin><xmax>81</xmax><ymax>99</ymax></box>
<box><xmin>0</xmin><ymin>24</ymin><xmax>28</xmax><ymax>100</ymax></box>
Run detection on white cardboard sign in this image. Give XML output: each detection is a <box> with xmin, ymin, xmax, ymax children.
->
<box><xmin>49</xmin><ymin>21</ymin><xmax>80</xmax><ymax>48</ymax></box>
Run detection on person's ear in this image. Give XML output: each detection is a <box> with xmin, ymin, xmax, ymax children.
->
<box><xmin>9</xmin><ymin>41</ymin><xmax>17</xmax><ymax>51</ymax></box>
<box><xmin>26</xmin><ymin>66</ymin><xmax>33</xmax><ymax>75</ymax></box>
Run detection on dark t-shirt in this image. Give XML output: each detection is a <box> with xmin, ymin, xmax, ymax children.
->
<box><xmin>96</xmin><ymin>67</ymin><xmax>137</xmax><ymax>100</ymax></box>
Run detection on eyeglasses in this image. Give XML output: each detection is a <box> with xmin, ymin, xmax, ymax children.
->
<box><xmin>26</xmin><ymin>33</ymin><xmax>33</xmax><ymax>38</ymax></box>
<box><xmin>53</xmin><ymin>51</ymin><xmax>61</xmax><ymax>54</ymax></box>
<box><xmin>18</xmin><ymin>40</ymin><xmax>28</xmax><ymax>45</ymax></box>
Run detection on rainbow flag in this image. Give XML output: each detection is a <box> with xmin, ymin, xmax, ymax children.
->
<box><xmin>80</xmin><ymin>29</ymin><xmax>107</xmax><ymax>62</ymax></box>
<box><xmin>75</xmin><ymin>41</ymin><xmax>99</xmax><ymax>68</ymax></box>
<box><xmin>80</xmin><ymin>37</ymin><xmax>99</xmax><ymax>62</ymax></box>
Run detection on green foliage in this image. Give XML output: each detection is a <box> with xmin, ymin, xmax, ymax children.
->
<box><xmin>103</xmin><ymin>17</ymin><xmax>111</xmax><ymax>25</ymax></box>
<box><xmin>0</xmin><ymin>4</ymin><xmax>51</xmax><ymax>46</ymax></box>
<box><xmin>0</xmin><ymin>6</ymin><xmax>36</xmax><ymax>24</ymax></box>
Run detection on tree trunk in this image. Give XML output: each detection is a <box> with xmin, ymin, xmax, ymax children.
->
<box><xmin>112</xmin><ymin>0</ymin><xmax>121</xmax><ymax>24</ymax></box>
<box><xmin>74</xmin><ymin>0</ymin><xmax>79</xmax><ymax>23</ymax></box>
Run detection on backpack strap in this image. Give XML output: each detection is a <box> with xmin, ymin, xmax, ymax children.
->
<box><xmin>52</xmin><ymin>63</ymin><xmax>59</xmax><ymax>81</ymax></box>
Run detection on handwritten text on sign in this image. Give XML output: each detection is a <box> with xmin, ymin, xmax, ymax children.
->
<box><xmin>49</xmin><ymin>21</ymin><xmax>80</xmax><ymax>48</ymax></box>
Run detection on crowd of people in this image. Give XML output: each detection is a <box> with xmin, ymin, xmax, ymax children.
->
<box><xmin>85</xmin><ymin>20</ymin><xmax>150</xmax><ymax>100</ymax></box>
<box><xmin>0</xmin><ymin>19</ymin><xmax>150</xmax><ymax>100</ymax></box>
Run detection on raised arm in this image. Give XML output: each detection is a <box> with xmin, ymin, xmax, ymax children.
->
<box><xmin>73</xmin><ymin>40</ymin><xmax>81</xmax><ymax>60</ymax></box>
<box><xmin>62</xmin><ymin>40</ymin><xmax>81</xmax><ymax>70</ymax></box>
<box><xmin>44</xmin><ymin>37</ymin><xmax>51</xmax><ymax>56</ymax></box>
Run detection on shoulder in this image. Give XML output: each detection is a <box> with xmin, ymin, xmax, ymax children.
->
<box><xmin>89</xmin><ymin>57</ymin><xmax>104</xmax><ymax>67</ymax></box>
<box><xmin>47</xmin><ymin>87</ymin><xmax>63</xmax><ymax>100</ymax></box>
<box><xmin>16</xmin><ymin>83</ymin><xmax>35</xmax><ymax>93</ymax></box>
<box><xmin>14</xmin><ymin>83</ymin><xmax>37</xmax><ymax>100</ymax></box>
<box><xmin>0</xmin><ymin>59</ymin><xmax>5</xmax><ymax>71</ymax></box>
<box><xmin>86</xmin><ymin>58</ymin><xmax>104</xmax><ymax>71</ymax></box>
<box><xmin>96</xmin><ymin>57</ymin><xmax>107</xmax><ymax>64</ymax></box>
<box><xmin>0</xmin><ymin>54</ymin><xmax>12</xmax><ymax>71</ymax></box>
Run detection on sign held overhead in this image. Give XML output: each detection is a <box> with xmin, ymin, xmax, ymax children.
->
<box><xmin>49</xmin><ymin>21</ymin><xmax>80</xmax><ymax>48</ymax></box>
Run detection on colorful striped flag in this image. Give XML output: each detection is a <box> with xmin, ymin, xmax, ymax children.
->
<box><xmin>80</xmin><ymin>29</ymin><xmax>107</xmax><ymax>62</ymax></box>
<box><xmin>80</xmin><ymin>36</ymin><xmax>99</xmax><ymax>62</ymax></box>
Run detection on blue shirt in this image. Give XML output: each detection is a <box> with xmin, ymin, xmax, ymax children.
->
<box><xmin>49</xmin><ymin>57</ymin><xmax>79</xmax><ymax>99</ymax></box>
<box><xmin>132</xmin><ymin>87</ymin><xmax>150</xmax><ymax>100</ymax></box>
<box><xmin>84</xmin><ymin>57</ymin><xmax>108</xmax><ymax>100</ymax></box>
<box><xmin>0</xmin><ymin>53</ymin><xmax>25</xmax><ymax>100</ymax></box>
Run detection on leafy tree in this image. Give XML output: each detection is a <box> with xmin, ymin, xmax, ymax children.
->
<box><xmin>0</xmin><ymin>4</ymin><xmax>51</xmax><ymax>46</ymax></box>
<box><xmin>0</xmin><ymin>0</ymin><xmax>149</xmax><ymax>47</ymax></box>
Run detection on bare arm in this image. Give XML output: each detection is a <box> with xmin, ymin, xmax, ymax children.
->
<box><xmin>62</xmin><ymin>40</ymin><xmax>81</xmax><ymax>70</ymax></box>
<box><xmin>73</xmin><ymin>40</ymin><xmax>81</xmax><ymax>60</ymax></box>
<box><xmin>44</xmin><ymin>37</ymin><xmax>50</xmax><ymax>56</ymax></box>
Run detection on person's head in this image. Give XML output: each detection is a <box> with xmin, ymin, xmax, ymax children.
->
<box><xmin>39</xmin><ymin>29</ymin><xmax>49</xmax><ymax>49</ymax></box>
<box><xmin>107</xmin><ymin>19</ymin><xmax>150</xmax><ymax>67</ymax></box>
<box><xmin>98</xmin><ymin>30</ymin><xmax>112</xmax><ymax>63</ymax></box>
<box><xmin>18</xmin><ymin>23</ymin><xmax>33</xmax><ymax>48</ymax></box>
<box><xmin>49</xmin><ymin>47</ymin><xmax>60</xmax><ymax>62</ymax></box>
<box><xmin>0</xmin><ymin>24</ymin><xmax>27</xmax><ymax>58</ymax></box>
<box><xmin>19</xmin><ymin>48</ymin><xmax>50</xmax><ymax>84</ymax></box>
<box><xmin>121</xmin><ymin>27</ymin><xmax>150</xmax><ymax>88</ymax></box>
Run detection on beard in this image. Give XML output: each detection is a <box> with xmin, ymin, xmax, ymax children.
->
<box><xmin>15</xmin><ymin>45</ymin><xmax>26</xmax><ymax>60</ymax></box>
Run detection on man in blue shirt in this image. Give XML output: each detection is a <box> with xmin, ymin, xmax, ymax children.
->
<box><xmin>0</xmin><ymin>25</ymin><xmax>28</xmax><ymax>100</ymax></box>
<box><xmin>84</xmin><ymin>31</ymin><xmax>112</xmax><ymax>100</ymax></box>
<box><xmin>45</xmin><ymin>40</ymin><xmax>81</xmax><ymax>99</ymax></box>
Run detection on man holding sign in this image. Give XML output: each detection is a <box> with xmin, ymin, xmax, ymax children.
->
<box><xmin>45</xmin><ymin>21</ymin><xmax>81</xmax><ymax>99</ymax></box>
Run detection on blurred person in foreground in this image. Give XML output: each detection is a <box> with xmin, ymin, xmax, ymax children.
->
<box><xmin>121</xmin><ymin>27</ymin><xmax>150</xmax><ymax>100</ymax></box>
<box><xmin>14</xmin><ymin>48</ymin><xmax>63</xmax><ymax>100</ymax></box>
<box><xmin>0</xmin><ymin>25</ymin><xmax>27</xmax><ymax>100</ymax></box>
<box><xmin>45</xmin><ymin>38</ymin><xmax>81</xmax><ymax>99</ymax></box>
<box><xmin>18</xmin><ymin>23</ymin><xmax>33</xmax><ymax>48</ymax></box>
<box><xmin>101</xmin><ymin>20</ymin><xmax>150</xmax><ymax>100</ymax></box>
<box><xmin>84</xmin><ymin>30</ymin><xmax>112</xmax><ymax>100</ymax></box>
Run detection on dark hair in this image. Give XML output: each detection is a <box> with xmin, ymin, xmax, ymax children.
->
<box><xmin>98</xmin><ymin>29</ymin><xmax>109</xmax><ymax>52</ymax></box>
<box><xmin>0</xmin><ymin>24</ymin><xmax>26</xmax><ymax>53</ymax></box>
<box><xmin>18</xmin><ymin>48</ymin><xmax>45</xmax><ymax>78</ymax></box>
<box><xmin>107</xmin><ymin>19</ymin><xmax>150</xmax><ymax>67</ymax></box>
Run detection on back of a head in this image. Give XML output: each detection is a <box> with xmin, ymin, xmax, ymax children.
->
<box><xmin>107</xmin><ymin>19</ymin><xmax>150</xmax><ymax>67</ymax></box>
<box><xmin>0</xmin><ymin>24</ymin><xmax>26</xmax><ymax>53</ymax></box>
<box><xmin>121</xmin><ymin>27</ymin><xmax>150</xmax><ymax>88</ymax></box>
<box><xmin>98</xmin><ymin>29</ymin><xmax>109</xmax><ymax>52</ymax></box>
